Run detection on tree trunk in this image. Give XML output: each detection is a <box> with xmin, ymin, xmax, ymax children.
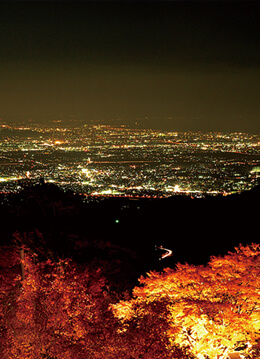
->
<box><xmin>19</xmin><ymin>248</ymin><xmax>25</xmax><ymax>281</ymax></box>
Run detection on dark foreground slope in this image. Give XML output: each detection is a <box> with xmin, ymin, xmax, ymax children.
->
<box><xmin>0</xmin><ymin>183</ymin><xmax>259</xmax><ymax>290</ymax></box>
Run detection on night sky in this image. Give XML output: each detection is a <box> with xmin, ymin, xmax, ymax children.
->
<box><xmin>1</xmin><ymin>1</ymin><xmax>260</xmax><ymax>133</ymax></box>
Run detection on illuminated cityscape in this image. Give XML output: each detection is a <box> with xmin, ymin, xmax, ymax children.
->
<box><xmin>1</xmin><ymin>1</ymin><xmax>260</xmax><ymax>358</ymax></box>
<box><xmin>0</xmin><ymin>121</ymin><xmax>259</xmax><ymax>198</ymax></box>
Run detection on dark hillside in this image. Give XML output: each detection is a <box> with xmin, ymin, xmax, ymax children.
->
<box><xmin>0</xmin><ymin>182</ymin><xmax>259</xmax><ymax>290</ymax></box>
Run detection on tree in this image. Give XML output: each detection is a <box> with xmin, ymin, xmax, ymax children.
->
<box><xmin>0</xmin><ymin>249</ymin><xmax>125</xmax><ymax>359</ymax></box>
<box><xmin>112</xmin><ymin>243</ymin><xmax>260</xmax><ymax>359</ymax></box>
<box><xmin>0</xmin><ymin>246</ymin><xmax>21</xmax><ymax>356</ymax></box>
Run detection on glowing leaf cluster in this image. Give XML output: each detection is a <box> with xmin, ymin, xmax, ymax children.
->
<box><xmin>112</xmin><ymin>243</ymin><xmax>260</xmax><ymax>359</ymax></box>
<box><xmin>0</xmin><ymin>249</ymin><xmax>121</xmax><ymax>359</ymax></box>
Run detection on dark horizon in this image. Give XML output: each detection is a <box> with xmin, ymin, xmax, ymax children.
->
<box><xmin>1</xmin><ymin>1</ymin><xmax>260</xmax><ymax>133</ymax></box>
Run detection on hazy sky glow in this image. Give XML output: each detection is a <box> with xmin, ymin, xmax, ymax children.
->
<box><xmin>1</xmin><ymin>1</ymin><xmax>260</xmax><ymax>132</ymax></box>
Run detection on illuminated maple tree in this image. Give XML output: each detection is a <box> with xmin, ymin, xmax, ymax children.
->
<box><xmin>0</xmin><ymin>248</ymin><xmax>126</xmax><ymax>359</ymax></box>
<box><xmin>112</xmin><ymin>243</ymin><xmax>260</xmax><ymax>359</ymax></box>
<box><xmin>3</xmin><ymin>242</ymin><xmax>260</xmax><ymax>358</ymax></box>
<box><xmin>0</xmin><ymin>246</ymin><xmax>21</xmax><ymax>356</ymax></box>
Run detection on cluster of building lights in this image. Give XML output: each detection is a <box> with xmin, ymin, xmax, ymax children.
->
<box><xmin>0</xmin><ymin>122</ymin><xmax>259</xmax><ymax>198</ymax></box>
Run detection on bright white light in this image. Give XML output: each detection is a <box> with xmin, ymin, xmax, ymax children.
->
<box><xmin>82</xmin><ymin>168</ymin><xmax>91</xmax><ymax>177</ymax></box>
<box><xmin>0</xmin><ymin>176</ymin><xmax>22</xmax><ymax>182</ymax></box>
<box><xmin>174</xmin><ymin>184</ymin><xmax>181</xmax><ymax>192</ymax></box>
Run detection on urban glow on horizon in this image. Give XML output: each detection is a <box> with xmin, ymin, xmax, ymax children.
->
<box><xmin>0</xmin><ymin>121</ymin><xmax>259</xmax><ymax>198</ymax></box>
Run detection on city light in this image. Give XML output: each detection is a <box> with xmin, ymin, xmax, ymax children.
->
<box><xmin>0</xmin><ymin>123</ymin><xmax>259</xmax><ymax>197</ymax></box>
<box><xmin>174</xmin><ymin>185</ymin><xmax>181</xmax><ymax>193</ymax></box>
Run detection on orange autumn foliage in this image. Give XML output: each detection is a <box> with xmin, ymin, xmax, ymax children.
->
<box><xmin>112</xmin><ymin>243</ymin><xmax>260</xmax><ymax>359</ymax></box>
<box><xmin>3</xmin><ymin>243</ymin><xmax>260</xmax><ymax>358</ymax></box>
<box><xmin>0</xmin><ymin>249</ymin><xmax>125</xmax><ymax>359</ymax></box>
<box><xmin>0</xmin><ymin>245</ymin><xmax>183</xmax><ymax>359</ymax></box>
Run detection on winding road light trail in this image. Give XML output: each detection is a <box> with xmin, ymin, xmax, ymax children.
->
<box><xmin>158</xmin><ymin>246</ymin><xmax>173</xmax><ymax>260</ymax></box>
